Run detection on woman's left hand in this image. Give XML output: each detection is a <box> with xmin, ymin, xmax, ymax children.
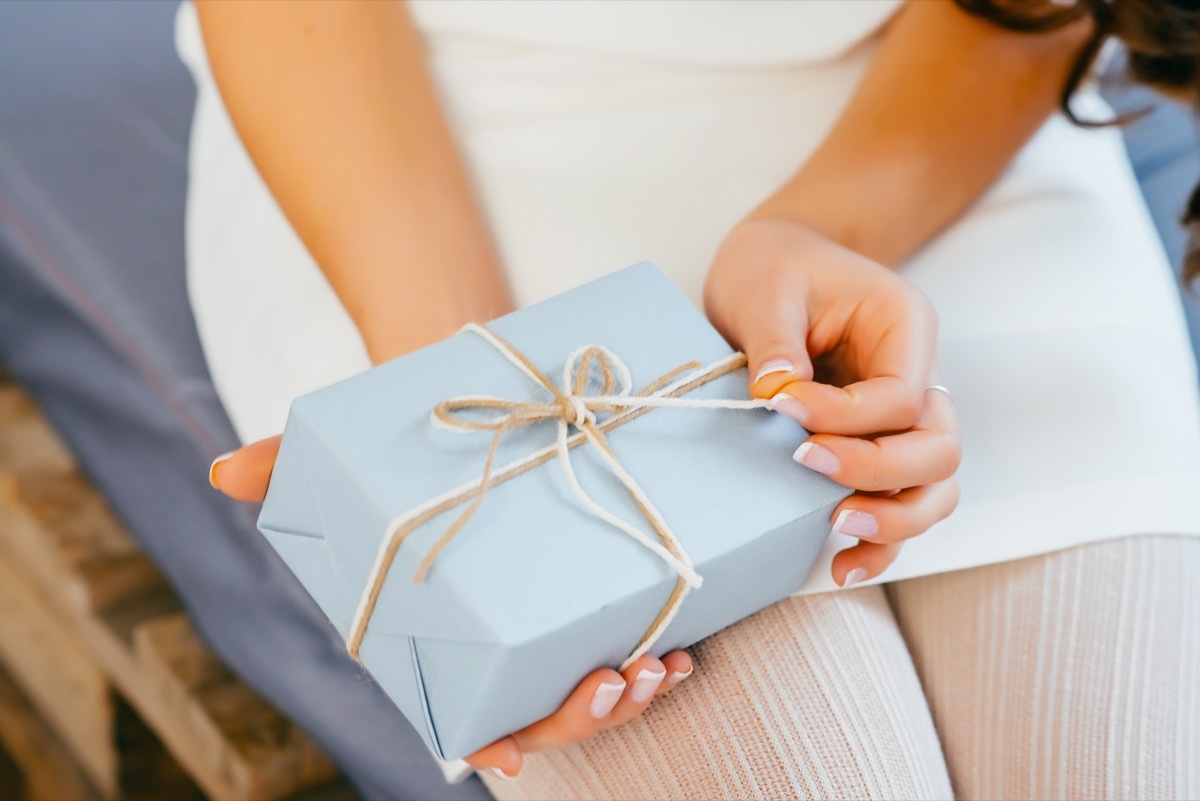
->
<box><xmin>705</xmin><ymin>217</ymin><xmax>962</xmax><ymax>587</ymax></box>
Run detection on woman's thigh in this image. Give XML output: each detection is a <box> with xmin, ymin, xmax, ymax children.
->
<box><xmin>486</xmin><ymin>586</ymin><xmax>951</xmax><ymax>801</ymax></box>
<box><xmin>889</xmin><ymin>535</ymin><xmax>1200</xmax><ymax>801</ymax></box>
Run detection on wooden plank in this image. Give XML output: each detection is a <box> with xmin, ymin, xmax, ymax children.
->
<box><xmin>0</xmin><ymin>557</ymin><xmax>118</xmax><ymax>796</ymax></box>
<box><xmin>0</xmin><ymin>389</ymin><xmax>73</xmax><ymax>476</ymax></box>
<box><xmin>0</xmin><ymin>742</ymin><xmax>21</xmax><ymax>800</ymax></box>
<box><xmin>0</xmin><ymin>472</ymin><xmax>165</xmax><ymax>617</ymax></box>
<box><xmin>0</xmin><ymin>506</ymin><xmax>336</xmax><ymax>800</ymax></box>
<box><xmin>0</xmin><ymin>665</ymin><xmax>202</xmax><ymax>801</ymax></box>
<box><xmin>0</xmin><ymin>665</ymin><xmax>102</xmax><ymax>801</ymax></box>
<box><xmin>0</xmin><ymin>384</ymin><xmax>341</xmax><ymax>800</ymax></box>
<box><xmin>134</xmin><ymin>616</ymin><xmax>337</xmax><ymax>801</ymax></box>
<box><xmin>111</xmin><ymin>696</ymin><xmax>205</xmax><ymax>801</ymax></box>
<box><xmin>0</xmin><ymin>385</ymin><xmax>164</xmax><ymax>618</ymax></box>
<box><xmin>285</xmin><ymin>780</ymin><xmax>359</xmax><ymax>801</ymax></box>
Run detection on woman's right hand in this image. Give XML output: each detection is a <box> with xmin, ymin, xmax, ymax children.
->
<box><xmin>210</xmin><ymin>440</ymin><xmax>693</xmax><ymax>780</ymax></box>
<box><xmin>704</xmin><ymin>217</ymin><xmax>962</xmax><ymax>586</ymax></box>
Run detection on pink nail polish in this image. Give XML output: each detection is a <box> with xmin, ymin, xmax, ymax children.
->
<box><xmin>833</xmin><ymin>509</ymin><xmax>878</xmax><ymax>538</ymax></box>
<box><xmin>793</xmin><ymin>441</ymin><xmax>838</xmax><ymax>475</ymax></box>
<box><xmin>841</xmin><ymin>567</ymin><xmax>869</xmax><ymax>588</ymax></box>
<box><xmin>486</xmin><ymin>767</ymin><xmax>518</xmax><ymax>782</ymax></box>
<box><xmin>589</xmin><ymin>681</ymin><xmax>625</xmax><ymax>718</ymax></box>
<box><xmin>630</xmin><ymin>668</ymin><xmax>666</xmax><ymax>703</ymax></box>
<box><xmin>770</xmin><ymin>393</ymin><xmax>809</xmax><ymax>424</ymax></box>
<box><xmin>754</xmin><ymin>359</ymin><xmax>793</xmax><ymax>384</ymax></box>
<box><xmin>209</xmin><ymin>451</ymin><xmax>234</xmax><ymax>489</ymax></box>
<box><xmin>666</xmin><ymin>665</ymin><xmax>693</xmax><ymax>686</ymax></box>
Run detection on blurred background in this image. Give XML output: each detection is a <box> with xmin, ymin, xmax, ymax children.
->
<box><xmin>0</xmin><ymin>2</ymin><xmax>1196</xmax><ymax>800</ymax></box>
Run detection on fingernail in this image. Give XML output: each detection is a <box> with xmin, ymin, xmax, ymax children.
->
<box><xmin>630</xmin><ymin>668</ymin><xmax>666</xmax><ymax>703</ymax></box>
<box><xmin>770</xmin><ymin>392</ymin><xmax>809</xmax><ymax>424</ymax></box>
<box><xmin>833</xmin><ymin>509</ymin><xmax>878</xmax><ymax>538</ymax></box>
<box><xmin>667</xmin><ymin>665</ymin><xmax>693</xmax><ymax>686</ymax></box>
<box><xmin>754</xmin><ymin>359</ymin><xmax>793</xmax><ymax>384</ymax></box>
<box><xmin>485</xmin><ymin>766</ymin><xmax>518</xmax><ymax>782</ymax></box>
<box><xmin>841</xmin><ymin>566</ymin><xmax>869</xmax><ymax>588</ymax></box>
<box><xmin>590</xmin><ymin>680</ymin><xmax>625</xmax><ymax>718</ymax></box>
<box><xmin>208</xmin><ymin>451</ymin><xmax>235</xmax><ymax>489</ymax></box>
<box><xmin>793</xmin><ymin>441</ymin><xmax>838</xmax><ymax>475</ymax></box>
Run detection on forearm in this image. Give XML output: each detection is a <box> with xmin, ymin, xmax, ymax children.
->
<box><xmin>754</xmin><ymin>0</ymin><xmax>1093</xmax><ymax>266</ymax></box>
<box><xmin>195</xmin><ymin>0</ymin><xmax>511</xmax><ymax>364</ymax></box>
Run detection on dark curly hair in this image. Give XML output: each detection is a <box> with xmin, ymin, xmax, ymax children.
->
<box><xmin>956</xmin><ymin>0</ymin><xmax>1199</xmax><ymax>287</ymax></box>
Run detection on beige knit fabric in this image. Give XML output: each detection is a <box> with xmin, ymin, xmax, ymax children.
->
<box><xmin>484</xmin><ymin>536</ymin><xmax>1200</xmax><ymax>801</ymax></box>
<box><xmin>489</xmin><ymin>582</ymin><xmax>953</xmax><ymax>800</ymax></box>
<box><xmin>889</xmin><ymin>535</ymin><xmax>1200</xmax><ymax>801</ymax></box>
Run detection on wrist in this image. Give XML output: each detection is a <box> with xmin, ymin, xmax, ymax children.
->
<box><xmin>357</xmin><ymin>285</ymin><xmax>514</xmax><ymax>365</ymax></box>
<box><xmin>707</xmin><ymin>216</ymin><xmax>834</xmax><ymax>288</ymax></box>
<box><xmin>746</xmin><ymin>180</ymin><xmax>866</xmax><ymax>261</ymax></box>
<box><xmin>359</xmin><ymin>313</ymin><xmax>466</xmax><ymax>365</ymax></box>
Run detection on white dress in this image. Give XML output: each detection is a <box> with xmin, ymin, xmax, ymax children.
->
<box><xmin>176</xmin><ymin>0</ymin><xmax>1200</xmax><ymax>595</ymax></box>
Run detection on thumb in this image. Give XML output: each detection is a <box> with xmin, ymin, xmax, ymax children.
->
<box><xmin>208</xmin><ymin>434</ymin><xmax>283</xmax><ymax>503</ymax></box>
<box><xmin>735</xmin><ymin>294</ymin><xmax>815</xmax><ymax>401</ymax></box>
<box><xmin>465</xmin><ymin>736</ymin><xmax>523</xmax><ymax>782</ymax></box>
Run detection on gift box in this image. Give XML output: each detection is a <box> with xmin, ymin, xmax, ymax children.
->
<box><xmin>258</xmin><ymin>262</ymin><xmax>850</xmax><ymax>760</ymax></box>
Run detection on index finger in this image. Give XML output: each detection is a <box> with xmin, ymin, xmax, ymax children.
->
<box><xmin>777</xmin><ymin>297</ymin><xmax>935</xmax><ymax>435</ymax></box>
<box><xmin>208</xmin><ymin>434</ymin><xmax>282</xmax><ymax>503</ymax></box>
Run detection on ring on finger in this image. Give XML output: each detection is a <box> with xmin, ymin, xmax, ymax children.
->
<box><xmin>924</xmin><ymin>384</ymin><xmax>953</xmax><ymax>403</ymax></box>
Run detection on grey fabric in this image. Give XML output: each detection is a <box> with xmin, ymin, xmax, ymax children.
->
<box><xmin>0</xmin><ymin>3</ymin><xmax>488</xmax><ymax>799</ymax></box>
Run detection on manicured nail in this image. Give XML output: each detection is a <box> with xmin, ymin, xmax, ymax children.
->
<box><xmin>208</xmin><ymin>451</ymin><xmax>234</xmax><ymax>489</ymax></box>
<box><xmin>485</xmin><ymin>766</ymin><xmax>518</xmax><ymax>782</ymax></box>
<box><xmin>630</xmin><ymin>668</ymin><xmax>666</xmax><ymax>703</ymax></box>
<box><xmin>590</xmin><ymin>680</ymin><xmax>625</xmax><ymax>718</ymax></box>
<box><xmin>833</xmin><ymin>509</ymin><xmax>878</xmax><ymax>538</ymax></box>
<box><xmin>770</xmin><ymin>392</ymin><xmax>809</xmax><ymax>424</ymax></box>
<box><xmin>667</xmin><ymin>665</ymin><xmax>693</xmax><ymax>686</ymax></box>
<box><xmin>841</xmin><ymin>567</ymin><xmax>869</xmax><ymax>588</ymax></box>
<box><xmin>754</xmin><ymin>359</ymin><xmax>793</xmax><ymax>384</ymax></box>
<box><xmin>793</xmin><ymin>441</ymin><xmax>838</xmax><ymax>475</ymax></box>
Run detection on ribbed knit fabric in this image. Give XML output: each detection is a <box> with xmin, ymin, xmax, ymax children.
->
<box><xmin>889</xmin><ymin>535</ymin><xmax>1200</xmax><ymax>801</ymax></box>
<box><xmin>489</xmin><ymin>584</ymin><xmax>953</xmax><ymax>801</ymax></box>
<box><xmin>485</xmin><ymin>537</ymin><xmax>1200</xmax><ymax>801</ymax></box>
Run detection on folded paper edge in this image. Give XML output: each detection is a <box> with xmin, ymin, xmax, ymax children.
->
<box><xmin>258</xmin><ymin>403</ymin><xmax>328</xmax><ymax>541</ymax></box>
<box><xmin>409</xmin><ymin>635</ymin><xmax>446</xmax><ymax>760</ymax></box>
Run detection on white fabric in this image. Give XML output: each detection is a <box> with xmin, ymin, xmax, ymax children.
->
<box><xmin>405</xmin><ymin>0</ymin><xmax>903</xmax><ymax>66</ymax></box>
<box><xmin>176</xmin><ymin>0</ymin><xmax>1200</xmax><ymax>608</ymax></box>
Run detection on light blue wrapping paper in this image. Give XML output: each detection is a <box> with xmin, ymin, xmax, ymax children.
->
<box><xmin>258</xmin><ymin>263</ymin><xmax>850</xmax><ymax>760</ymax></box>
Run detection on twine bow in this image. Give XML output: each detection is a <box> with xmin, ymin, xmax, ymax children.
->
<box><xmin>347</xmin><ymin>323</ymin><xmax>772</xmax><ymax>670</ymax></box>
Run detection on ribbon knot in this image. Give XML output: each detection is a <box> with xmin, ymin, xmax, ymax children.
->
<box><xmin>562</xmin><ymin>396</ymin><xmax>591</xmax><ymax>427</ymax></box>
<box><xmin>348</xmin><ymin>323</ymin><xmax>772</xmax><ymax>671</ymax></box>
<box><xmin>433</xmin><ymin>342</ymin><xmax>632</xmax><ymax>434</ymax></box>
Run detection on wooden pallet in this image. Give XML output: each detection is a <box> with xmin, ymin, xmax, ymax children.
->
<box><xmin>0</xmin><ymin>665</ymin><xmax>107</xmax><ymax>801</ymax></box>
<box><xmin>0</xmin><ymin>663</ymin><xmax>204</xmax><ymax>801</ymax></box>
<box><xmin>0</xmin><ymin>384</ymin><xmax>354</xmax><ymax>801</ymax></box>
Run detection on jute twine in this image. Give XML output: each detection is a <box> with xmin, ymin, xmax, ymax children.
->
<box><xmin>347</xmin><ymin>323</ymin><xmax>772</xmax><ymax>671</ymax></box>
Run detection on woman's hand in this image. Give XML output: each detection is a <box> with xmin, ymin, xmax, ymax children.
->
<box><xmin>210</xmin><ymin>439</ymin><xmax>692</xmax><ymax>780</ymax></box>
<box><xmin>705</xmin><ymin>217</ymin><xmax>961</xmax><ymax>586</ymax></box>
